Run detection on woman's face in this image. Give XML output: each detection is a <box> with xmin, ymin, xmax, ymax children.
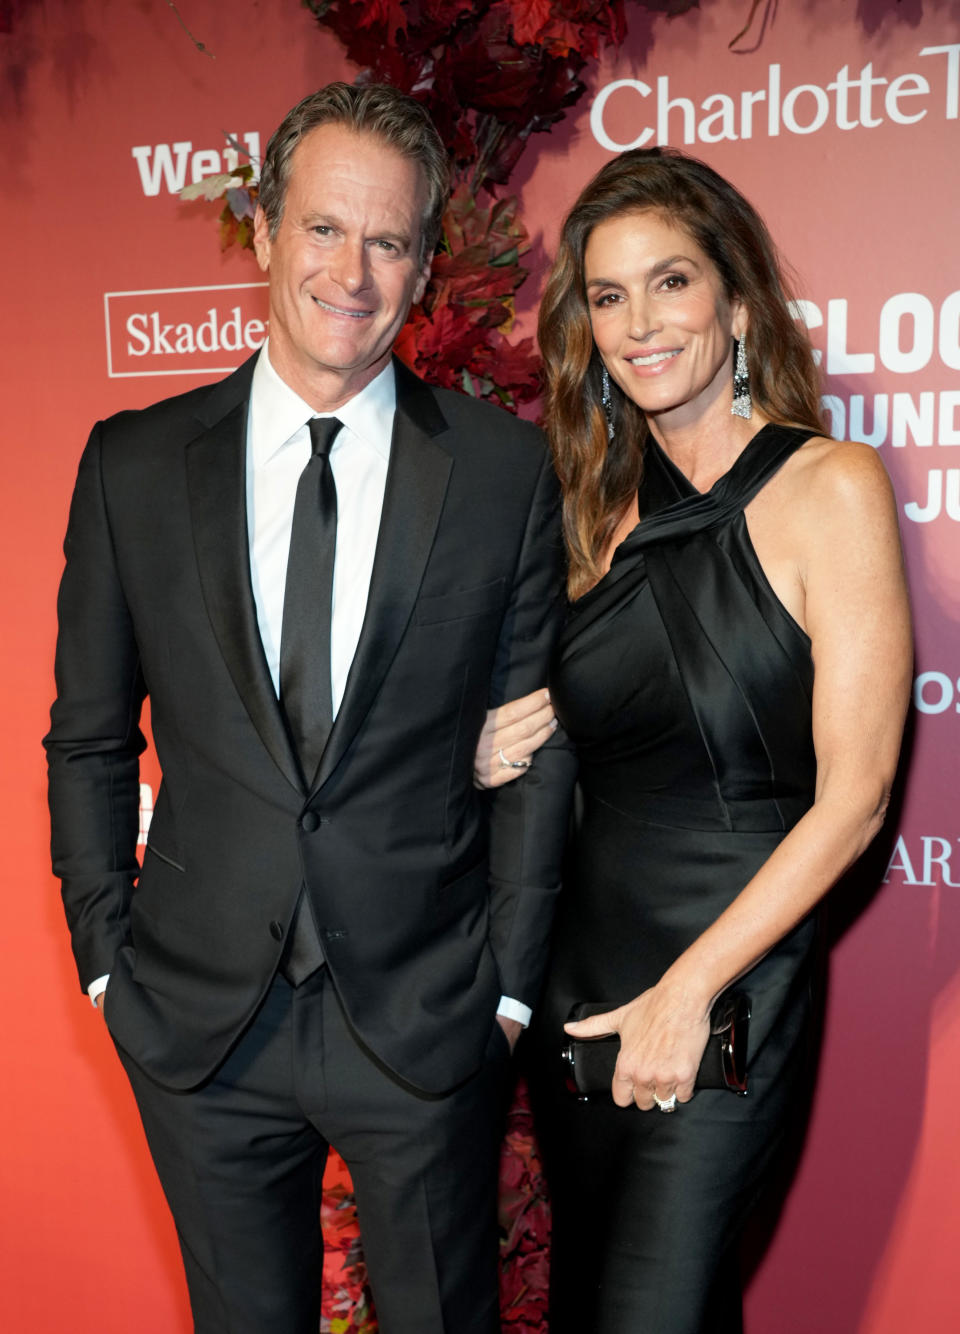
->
<box><xmin>584</xmin><ymin>209</ymin><xmax>745</xmax><ymax>431</ymax></box>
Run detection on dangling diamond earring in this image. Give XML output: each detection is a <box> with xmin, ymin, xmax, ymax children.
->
<box><xmin>601</xmin><ymin>366</ymin><xmax>615</xmax><ymax>441</ymax></box>
<box><xmin>731</xmin><ymin>336</ymin><xmax>752</xmax><ymax>419</ymax></box>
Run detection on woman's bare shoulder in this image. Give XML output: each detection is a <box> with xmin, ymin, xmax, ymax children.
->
<box><xmin>780</xmin><ymin>436</ymin><xmax>897</xmax><ymax>525</ymax></box>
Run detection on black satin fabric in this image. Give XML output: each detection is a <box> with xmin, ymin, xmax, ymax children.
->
<box><xmin>529</xmin><ymin>425</ymin><xmax>823</xmax><ymax>1334</ymax></box>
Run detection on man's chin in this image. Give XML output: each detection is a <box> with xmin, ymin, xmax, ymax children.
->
<box><xmin>273</xmin><ymin>343</ymin><xmax>395</xmax><ymax>405</ymax></box>
<box><xmin>311</xmin><ymin>346</ymin><xmax>391</xmax><ymax>379</ymax></box>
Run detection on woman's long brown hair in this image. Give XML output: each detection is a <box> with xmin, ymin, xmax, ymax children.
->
<box><xmin>538</xmin><ymin>147</ymin><xmax>825</xmax><ymax>599</ymax></box>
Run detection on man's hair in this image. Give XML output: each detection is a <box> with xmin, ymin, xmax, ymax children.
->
<box><xmin>258</xmin><ymin>82</ymin><xmax>450</xmax><ymax>265</ymax></box>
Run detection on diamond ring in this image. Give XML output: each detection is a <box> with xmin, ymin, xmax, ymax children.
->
<box><xmin>498</xmin><ymin>748</ymin><xmax>531</xmax><ymax>770</ymax></box>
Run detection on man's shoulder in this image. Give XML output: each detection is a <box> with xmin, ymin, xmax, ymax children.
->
<box><xmin>395</xmin><ymin>357</ymin><xmax>543</xmax><ymax>457</ymax></box>
<box><xmin>95</xmin><ymin>356</ymin><xmax>255</xmax><ymax>456</ymax></box>
<box><xmin>429</xmin><ymin>382</ymin><xmax>544</xmax><ymax>451</ymax></box>
<box><xmin>99</xmin><ymin>380</ymin><xmax>212</xmax><ymax>440</ymax></box>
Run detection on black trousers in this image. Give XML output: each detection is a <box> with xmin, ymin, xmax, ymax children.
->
<box><xmin>118</xmin><ymin>968</ymin><xmax>510</xmax><ymax>1334</ymax></box>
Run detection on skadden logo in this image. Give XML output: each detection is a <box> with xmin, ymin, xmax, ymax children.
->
<box><xmin>104</xmin><ymin>283</ymin><xmax>268</xmax><ymax>377</ymax></box>
<box><xmin>884</xmin><ymin>835</ymin><xmax>960</xmax><ymax>887</ymax></box>
<box><xmin>591</xmin><ymin>45</ymin><xmax>958</xmax><ymax>150</ymax></box>
<box><xmin>913</xmin><ymin>671</ymin><xmax>960</xmax><ymax>715</ymax></box>
<box><xmin>131</xmin><ymin>132</ymin><xmax>261</xmax><ymax>196</ymax></box>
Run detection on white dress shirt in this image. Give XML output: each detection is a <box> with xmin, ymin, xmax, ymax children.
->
<box><xmin>247</xmin><ymin>346</ymin><xmax>392</xmax><ymax>713</ymax></box>
<box><xmin>91</xmin><ymin>342</ymin><xmax>530</xmax><ymax>1027</ymax></box>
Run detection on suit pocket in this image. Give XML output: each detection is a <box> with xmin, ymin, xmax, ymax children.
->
<box><xmin>413</xmin><ymin>577</ymin><xmax>506</xmax><ymax>626</ymax></box>
<box><xmin>144</xmin><ymin>842</ymin><xmax>186</xmax><ymax>873</ymax></box>
<box><xmin>134</xmin><ymin>846</ymin><xmax>188</xmax><ymax>949</ymax></box>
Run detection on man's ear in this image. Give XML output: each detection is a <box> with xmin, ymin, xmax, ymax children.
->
<box><xmin>252</xmin><ymin>205</ymin><xmax>271</xmax><ymax>274</ymax></box>
<box><xmin>412</xmin><ymin>258</ymin><xmax>432</xmax><ymax>308</ymax></box>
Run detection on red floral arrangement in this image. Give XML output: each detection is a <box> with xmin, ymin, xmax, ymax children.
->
<box><xmin>497</xmin><ymin>1077</ymin><xmax>554</xmax><ymax>1331</ymax></box>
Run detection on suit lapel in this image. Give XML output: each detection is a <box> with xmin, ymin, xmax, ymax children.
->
<box><xmin>312</xmin><ymin>363</ymin><xmax>452</xmax><ymax>790</ymax></box>
<box><xmin>186</xmin><ymin>358</ymin><xmax>304</xmax><ymax>794</ymax></box>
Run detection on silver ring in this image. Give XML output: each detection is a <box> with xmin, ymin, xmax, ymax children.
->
<box><xmin>498</xmin><ymin>748</ymin><xmax>531</xmax><ymax>770</ymax></box>
<box><xmin>653</xmin><ymin>1092</ymin><xmax>678</xmax><ymax>1113</ymax></box>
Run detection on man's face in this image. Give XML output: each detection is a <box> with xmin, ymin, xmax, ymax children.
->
<box><xmin>254</xmin><ymin>123</ymin><xmax>432</xmax><ymax>409</ymax></box>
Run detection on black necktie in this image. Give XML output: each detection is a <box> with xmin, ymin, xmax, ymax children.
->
<box><xmin>277</xmin><ymin>416</ymin><xmax>342</xmax><ymax>987</ymax></box>
<box><xmin>280</xmin><ymin>416</ymin><xmax>342</xmax><ymax>784</ymax></box>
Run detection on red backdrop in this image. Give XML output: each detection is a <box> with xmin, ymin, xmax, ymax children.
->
<box><xmin>3</xmin><ymin>1</ymin><xmax>958</xmax><ymax>1330</ymax></box>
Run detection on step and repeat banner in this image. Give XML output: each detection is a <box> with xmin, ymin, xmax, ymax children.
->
<box><xmin>3</xmin><ymin>1</ymin><xmax>957</xmax><ymax>1330</ymax></box>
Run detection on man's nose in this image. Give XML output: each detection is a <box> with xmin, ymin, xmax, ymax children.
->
<box><xmin>330</xmin><ymin>238</ymin><xmax>368</xmax><ymax>294</ymax></box>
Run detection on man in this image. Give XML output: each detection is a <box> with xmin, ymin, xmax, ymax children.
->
<box><xmin>46</xmin><ymin>84</ymin><xmax>573</xmax><ymax>1334</ymax></box>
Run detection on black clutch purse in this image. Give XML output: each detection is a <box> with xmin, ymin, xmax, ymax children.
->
<box><xmin>561</xmin><ymin>990</ymin><xmax>751</xmax><ymax>1100</ymax></box>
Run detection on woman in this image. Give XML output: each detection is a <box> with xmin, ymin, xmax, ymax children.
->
<box><xmin>476</xmin><ymin>147</ymin><xmax>911</xmax><ymax>1332</ymax></box>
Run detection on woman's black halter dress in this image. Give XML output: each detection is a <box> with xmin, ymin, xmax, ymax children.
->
<box><xmin>530</xmin><ymin>424</ymin><xmax>824</xmax><ymax>1334</ymax></box>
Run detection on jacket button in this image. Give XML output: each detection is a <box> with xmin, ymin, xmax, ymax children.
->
<box><xmin>300</xmin><ymin>810</ymin><xmax>320</xmax><ymax>833</ymax></box>
<box><xmin>269</xmin><ymin>920</ymin><xmax>283</xmax><ymax>941</ymax></box>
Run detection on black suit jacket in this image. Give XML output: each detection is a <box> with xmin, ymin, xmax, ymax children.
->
<box><xmin>46</xmin><ymin>355</ymin><xmax>576</xmax><ymax>1094</ymax></box>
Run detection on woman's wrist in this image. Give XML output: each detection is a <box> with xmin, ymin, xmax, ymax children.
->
<box><xmin>656</xmin><ymin>958</ymin><xmax>721</xmax><ymax>1023</ymax></box>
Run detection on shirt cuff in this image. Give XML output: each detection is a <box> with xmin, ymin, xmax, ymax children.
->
<box><xmin>87</xmin><ymin>975</ymin><xmax>109</xmax><ymax>1007</ymax></box>
<box><xmin>497</xmin><ymin>995</ymin><xmax>532</xmax><ymax>1027</ymax></box>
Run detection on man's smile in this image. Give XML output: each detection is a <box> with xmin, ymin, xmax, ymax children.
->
<box><xmin>310</xmin><ymin>295</ymin><xmax>373</xmax><ymax>319</ymax></box>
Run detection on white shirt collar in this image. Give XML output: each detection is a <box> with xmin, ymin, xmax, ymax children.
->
<box><xmin>249</xmin><ymin>340</ymin><xmax>396</xmax><ymax>466</ymax></box>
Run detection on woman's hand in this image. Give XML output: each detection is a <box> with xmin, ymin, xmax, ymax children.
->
<box><xmin>564</xmin><ymin>983</ymin><xmax>711</xmax><ymax>1110</ymax></box>
<box><xmin>473</xmin><ymin>688</ymin><xmax>556</xmax><ymax>789</ymax></box>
